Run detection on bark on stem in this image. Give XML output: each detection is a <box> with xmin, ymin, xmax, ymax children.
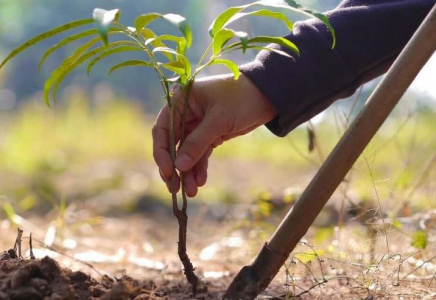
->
<box><xmin>168</xmin><ymin>81</ymin><xmax>202</xmax><ymax>294</ymax></box>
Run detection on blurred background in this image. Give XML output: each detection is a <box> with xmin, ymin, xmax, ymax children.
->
<box><xmin>0</xmin><ymin>0</ymin><xmax>435</xmax><ymax>296</ymax></box>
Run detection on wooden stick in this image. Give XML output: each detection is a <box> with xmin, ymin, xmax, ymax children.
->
<box><xmin>224</xmin><ymin>4</ymin><xmax>436</xmax><ymax>300</ymax></box>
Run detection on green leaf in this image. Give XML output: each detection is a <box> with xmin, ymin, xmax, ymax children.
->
<box><xmin>134</xmin><ymin>13</ymin><xmax>162</xmax><ymax>32</ymax></box>
<box><xmin>0</xmin><ymin>18</ymin><xmax>94</xmax><ymax>69</ymax></box>
<box><xmin>87</xmin><ymin>45</ymin><xmax>143</xmax><ymax>75</ymax></box>
<box><xmin>209</xmin><ymin>5</ymin><xmax>246</xmax><ymax>37</ymax></box>
<box><xmin>210</xmin><ymin>59</ymin><xmax>240</xmax><ymax>80</ymax></box>
<box><xmin>213</xmin><ymin>29</ymin><xmax>248</xmax><ymax>55</ymax></box>
<box><xmin>66</xmin><ymin>36</ymin><xmax>103</xmax><ymax>64</ymax></box>
<box><xmin>93</xmin><ymin>8</ymin><xmax>121</xmax><ymax>45</ymax></box>
<box><xmin>229</xmin><ymin>45</ymin><xmax>293</xmax><ymax>58</ymax></box>
<box><xmin>139</xmin><ymin>29</ymin><xmax>174</xmax><ymax>61</ymax></box>
<box><xmin>248</xmin><ymin>36</ymin><xmax>299</xmax><ymax>56</ymax></box>
<box><xmin>162</xmin><ymin>14</ymin><xmax>192</xmax><ymax>48</ymax></box>
<box><xmin>53</xmin><ymin>42</ymin><xmax>137</xmax><ymax>100</ymax></box>
<box><xmin>145</xmin><ymin>34</ymin><xmax>184</xmax><ymax>46</ymax></box>
<box><xmin>38</xmin><ymin>29</ymin><xmax>97</xmax><ymax>71</ymax></box>
<box><xmin>145</xmin><ymin>34</ymin><xmax>188</xmax><ymax>57</ymax></box>
<box><xmin>159</xmin><ymin>61</ymin><xmax>186</xmax><ymax>76</ymax></box>
<box><xmin>44</xmin><ymin>41</ymin><xmax>136</xmax><ymax>105</ymax></box>
<box><xmin>229</xmin><ymin>9</ymin><xmax>293</xmax><ymax>31</ymax></box>
<box><xmin>209</xmin><ymin>1</ymin><xmax>335</xmax><ymax>48</ymax></box>
<box><xmin>152</xmin><ymin>47</ymin><xmax>191</xmax><ymax>77</ymax></box>
<box><xmin>108</xmin><ymin>60</ymin><xmax>153</xmax><ymax>75</ymax></box>
<box><xmin>167</xmin><ymin>76</ymin><xmax>181</xmax><ymax>83</ymax></box>
<box><xmin>135</xmin><ymin>13</ymin><xmax>192</xmax><ymax>48</ymax></box>
<box><xmin>38</xmin><ymin>27</ymin><xmax>123</xmax><ymax>71</ymax></box>
<box><xmin>411</xmin><ymin>231</ymin><xmax>427</xmax><ymax>249</ymax></box>
<box><xmin>224</xmin><ymin>36</ymin><xmax>299</xmax><ymax>56</ymax></box>
<box><xmin>139</xmin><ymin>28</ymin><xmax>157</xmax><ymax>39</ymax></box>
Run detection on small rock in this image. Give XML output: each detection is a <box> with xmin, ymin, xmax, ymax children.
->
<box><xmin>90</xmin><ymin>285</ymin><xmax>107</xmax><ymax>297</ymax></box>
<box><xmin>7</xmin><ymin>249</ymin><xmax>17</xmax><ymax>259</ymax></box>
<box><xmin>70</xmin><ymin>271</ymin><xmax>89</xmax><ymax>283</ymax></box>
<box><xmin>10</xmin><ymin>287</ymin><xmax>42</xmax><ymax>300</ymax></box>
<box><xmin>0</xmin><ymin>291</ymin><xmax>10</xmax><ymax>300</ymax></box>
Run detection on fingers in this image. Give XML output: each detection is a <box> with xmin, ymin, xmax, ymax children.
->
<box><xmin>160</xmin><ymin>170</ymin><xmax>180</xmax><ymax>193</ymax></box>
<box><xmin>175</xmin><ymin>115</ymin><xmax>221</xmax><ymax>172</ymax></box>
<box><xmin>194</xmin><ymin>147</ymin><xmax>212</xmax><ymax>187</ymax></box>
<box><xmin>153</xmin><ymin>106</ymin><xmax>173</xmax><ymax>180</ymax></box>
<box><xmin>161</xmin><ymin>148</ymin><xmax>212</xmax><ymax>196</ymax></box>
<box><xmin>182</xmin><ymin>171</ymin><xmax>198</xmax><ymax>197</ymax></box>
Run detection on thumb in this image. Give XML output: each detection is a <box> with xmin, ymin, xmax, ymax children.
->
<box><xmin>175</xmin><ymin>116</ymin><xmax>221</xmax><ymax>171</ymax></box>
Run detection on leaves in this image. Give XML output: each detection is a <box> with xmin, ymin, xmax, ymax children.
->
<box><xmin>229</xmin><ymin>9</ymin><xmax>293</xmax><ymax>31</ymax></box>
<box><xmin>159</xmin><ymin>61</ymin><xmax>186</xmax><ymax>76</ymax></box>
<box><xmin>87</xmin><ymin>45</ymin><xmax>144</xmax><ymax>75</ymax></box>
<box><xmin>138</xmin><ymin>28</ymin><xmax>173</xmax><ymax>60</ymax></box>
<box><xmin>135</xmin><ymin>13</ymin><xmax>192</xmax><ymax>47</ymax></box>
<box><xmin>153</xmin><ymin>47</ymin><xmax>191</xmax><ymax>78</ymax></box>
<box><xmin>213</xmin><ymin>29</ymin><xmax>248</xmax><ymax>55</ymax></box>
<box><xmin>209</xmin><ymin>0</ymin><xmax>335</xmax><ymax>48</ymax></box>
<box><xmin>210</xmin><ymin>59</ymin><xmax>240</xmax><ymax>80</ymax></box>
<box><xmin>163</xmin><ymin>14</ymin><xmax>193</xmax><ymax>48</ymax></box>
<box><xmin>38</xmin><ymin>28</ymin><xmax>122</xmax><ymax>71</ymax></box>
<box><xmin>229</xmin><ymin>45</ymin><xmax>293</xmax><ymax>58</ymax></box>
<box><xmin>0</xmin><ymin>19</ymin><xmax>94</xmax><ymax>69</ymax></box>
<box><xmin>44</xmin><ymin>41</ymin><xmax>137</xmax><ymax>105</ymax></box>
<box><xmin>234</xmin><ymin>36</ymin><xmax>300</xmax><ymax>56</ymax></box>
<box><xmin>145</xmin><ymin>34</ymin><xmax>184</xmax><ymax>46</ymax></box>
<box><xmin>134</xmin><ymin>13</ymin><xmax>163</xmax><ymax>31</ymax></box>
<box><xmin>93</xmin><ymin>8</ymin><xmax>121</xmax><ymax>45</ymax></box>
<box><xmin>411</xmin><ymin>231</ymin><xmax>427</xmax><ymax>249</ymax></box>
<box><xmin>145</xmin><ymin>34</ymin><xmax>187</xmax><ymax>56</ymax></box>
<box><xmin>209</xmin><ymin>6</ymin><xmax>245</xmax><ymax>38</ymax></box>
<box><xmin>38</xmin><ymin>29</ymin><xmax>97</xmax><ymax>71</ymax></box>
<box><xmin>108</xmin><ymin>60</ymin><xmax>154</xmax><ymax>75</ymax></box>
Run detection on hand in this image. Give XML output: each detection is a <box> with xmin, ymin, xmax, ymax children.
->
<box><xmin>152</xmin><ymin>73</ymin><xmax>277</xmax><ymax>197</ymax></box>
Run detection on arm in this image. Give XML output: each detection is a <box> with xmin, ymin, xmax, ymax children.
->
<box><xmin>241</xmin><ymin>0</ymin><xmax>435</xmax><ymax>136</ymax></box>
<box><xmin>153</xmin><ymin>0</ymin><xmax>435</xmax><ymax>195</ymax></box>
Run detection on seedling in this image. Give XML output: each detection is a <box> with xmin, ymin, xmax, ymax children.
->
<box><xmin>0</xmin><ymin>0</ymin><xmax>335</xmax><ymax>293</ymax></box>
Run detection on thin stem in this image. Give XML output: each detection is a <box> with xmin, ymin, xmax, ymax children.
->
<box><xmin>195</xmin><ymin>42</ymin><xmax>213</xmax><ymax>71</ymax></box>
<box><xmin>168</xmin><ymin>78</ymin><xmax>201</xmax><ymax>293</ymax></box>
<box><xmin>179</xmin><ymin>79</ymin><xmax>194</xmax><ymax>213</ymax></box>
<box><xmin>114</xmin><ymin>24</ymin><xmax>170</xmax><ymax>101</ymax></box>
<box><xmin>168</xmin><ymin>106</ymin><xmax>180</xmax><ymax>214</ymax></box>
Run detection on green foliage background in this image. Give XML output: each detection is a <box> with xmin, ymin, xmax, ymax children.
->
<box><xmin>0</xmin><ymin>0</ymin><xmax>339</xmax><ymax>111</ymax></box>
<box><xmin>0</xmin><ymin>0</ymin><xmax>435</xmax><ymax>223</ymax></box>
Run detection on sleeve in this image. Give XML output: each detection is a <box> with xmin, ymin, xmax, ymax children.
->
<box><xmin>240</xmin><ymin>0</ymin><xmax>435</xmax><ymax>137</ymax></box>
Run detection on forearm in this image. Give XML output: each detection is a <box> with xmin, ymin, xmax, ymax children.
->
<box><xmin>240</xmin><ymin>0</ymin><xmax>435</xmax><ymax>137</ymax></box>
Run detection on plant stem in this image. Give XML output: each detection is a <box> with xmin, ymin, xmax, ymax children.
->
<box><xmin>118</xmin><ymin>22</ymin><xmax>204</xmax><ymax>292</ymax></box>
<box><xmin>168</xmin><ymin>80</ymin><xmax>202</xmax><ymax>294</ymax></box>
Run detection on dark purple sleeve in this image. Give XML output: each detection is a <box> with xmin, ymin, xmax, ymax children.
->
<box><xmin>240</xmin><ymin>0</ymin><xmax>435</xmax><ymax>137</ymax></box>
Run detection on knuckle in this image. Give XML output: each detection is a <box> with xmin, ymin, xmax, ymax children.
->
<box><xmin>184</xmin><ymin>137</ymin><xmax>205</xmax><ymax>156</ymax></box>
<box><xmin>151</xmin><ymin>124</ymin><xmax>159</xmax><ymax>137</ymax></box>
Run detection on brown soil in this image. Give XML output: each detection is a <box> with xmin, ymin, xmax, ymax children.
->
<box><xmin>0</xmin><ymin>249</ymin><xmax>224</xmax><ymax>300</ymax></box>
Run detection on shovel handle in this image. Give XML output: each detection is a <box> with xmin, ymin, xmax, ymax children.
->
<box><xmin>224</xmin><ymin>4</ymin><xmax>436</xmax><ymax>300</ymax></box>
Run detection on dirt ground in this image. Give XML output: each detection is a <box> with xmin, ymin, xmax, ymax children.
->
<box><xmin>0</xmin><ymin>248</ymin><xmax>234</xmax><ymax>300</ymax></box>
<box><xmin>1</xmin><ymin>210</ymin><xmax>436</xmax><ymax>300</ymax></box>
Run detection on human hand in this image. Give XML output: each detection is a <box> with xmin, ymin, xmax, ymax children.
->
<box><xmin>152</xmin><ymin>73</ymin><xmax>277</xmax><ymax>197</ymax></box>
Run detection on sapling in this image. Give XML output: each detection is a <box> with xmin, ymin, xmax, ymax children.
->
<box><xmin>0</xmin><ymin>0</ymin><xmax>335</xmax><ymax>294</ymax></box>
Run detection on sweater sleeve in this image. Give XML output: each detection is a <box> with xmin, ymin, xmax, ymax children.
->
<box><xmin>240</xmin><ymin>0</ymin><xmax>435</xmax><ymax>137</ymax></box>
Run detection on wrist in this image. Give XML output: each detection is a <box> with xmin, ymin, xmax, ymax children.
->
<box><xmin>239</xmin><ymin>73</ymin><xmax>277</xmax><ymax>123</ymax></box>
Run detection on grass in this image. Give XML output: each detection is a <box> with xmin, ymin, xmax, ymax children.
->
<box><xmin>0</xmin><ymin>86</ymin><xmax>435</xmax><ymax>213</ymax></box>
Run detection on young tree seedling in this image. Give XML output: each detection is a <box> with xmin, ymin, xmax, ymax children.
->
<box><xmin>0</xmin><ymin>0</ymin><xmax>335</xmax><ymax>294</ymax></box>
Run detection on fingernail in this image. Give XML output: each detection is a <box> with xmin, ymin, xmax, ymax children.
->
<box><xmin>175</xmin><ymin>154</ymin><xmax>192</xmax><ymax>170</ymax></box>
